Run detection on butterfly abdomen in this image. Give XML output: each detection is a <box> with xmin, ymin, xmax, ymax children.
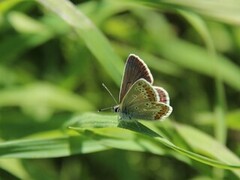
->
<box><xmin>119</xmin><ymin>106</ymin><xmax>132</xmax><ymax>120</ymax></box>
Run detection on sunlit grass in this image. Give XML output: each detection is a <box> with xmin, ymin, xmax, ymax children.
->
<box><xmin>0</xmin><ymin>0</ymin><xmax>240</xmax><ymax>179</ymax></box>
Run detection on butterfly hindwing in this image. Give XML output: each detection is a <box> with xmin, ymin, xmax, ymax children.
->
<box><xmin>127</xmin><ymin>102</ymin><xmax>172</xmax><ymax>120</ymax></box>
<box><xmin>119</xmin><ymin>54</ymin><xmax>153</xmax><ymax>102</ymax></box>
<box><xmin>119</xmin><ymin>78</ymin><xmax>172</xmax><ymax>120</ymax></box>
<box><xmin>154</xmin><ymin>86</ymin><xmax>170</xmax><ymax>105</ymax></box>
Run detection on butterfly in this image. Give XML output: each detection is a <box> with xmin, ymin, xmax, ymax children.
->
<box><xmin>113</xmin><ymin>54</ymin><xmax>172</xmax><ymax>121</ymax></box>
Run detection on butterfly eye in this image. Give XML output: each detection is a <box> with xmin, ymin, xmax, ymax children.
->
<box><xmin>113</xmin><ymin>106</ymin><xmax>120</xmax><ymax>112</ymax></box>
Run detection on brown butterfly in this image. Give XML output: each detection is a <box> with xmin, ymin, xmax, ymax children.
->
<box><xmin>113</xmin><ymin>54</ymin><xmax>172</xmax><ymax>120</ymax></box>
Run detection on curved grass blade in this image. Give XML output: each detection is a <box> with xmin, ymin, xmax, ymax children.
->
<box><xmin>36</xmin><ymin>0</ymin><xmax>123</xmax><ymax>85</ymax></box>
<box><xmin>0</xmin><ymin>113</ymin><xmax>239</xmax><ymax>176</ymax></box>
<box><xmin>70</xmin><ymin>113</ymin><xmax>240</xmax><ymax>171</ymax></box>
<box><xmin>0</xmin><ymin>132</ymin><xmax>110</xmax><ymax>158</ymax></box>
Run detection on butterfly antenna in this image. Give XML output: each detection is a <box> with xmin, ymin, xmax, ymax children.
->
<box><xmin>98</xmin><ymin>83</ymin><xmax>118</xmax><ymax>112</ymax></box>
<box><xmin>98</xmin><ymin>106</ymin><xmax>113</xmax><ymax>112</ymax></box>
<box><xmin>101</xmin><ymin>83</ymin><xmax>118</xmax><ymax>104</ymax></box>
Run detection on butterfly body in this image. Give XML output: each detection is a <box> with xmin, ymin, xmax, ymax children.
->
<box><xmin>112</xmin><ymin>54</ymin><xmax>172</xmax><ymax>121</ymax></box>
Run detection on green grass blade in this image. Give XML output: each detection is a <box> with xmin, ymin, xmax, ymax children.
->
<box><xmin>127</xmin><ymin>0</ymin><xmax>240</xmax><ymax>25</ymax></box>
<box><xmin>0</xmin><ymin>159</ymin><xmax>32</xmax><ymax>179</ymax></box>
<box><xmin>0</xmin><ymin>132</ymin><xmax>110</xmax><ymax>158</ymax></box>
<box><xmin>36</xmin><ymin>0</ymin><xmax>123</xmax><ymax>85</ymax></box>
<box><xmin>0</xmin><ymin>113</ymin><xmax>239</xmax><ymax>175</ymax></box>
<box><xmin>0</xmin><ymin>83</ymin><xmax>94</xmax><ymax>119</ymax></box>
<box><xmin>175</xmin><ymin>123</ymin><xmax>240</xmax><ymax>177</ymax></box>
<box><xmin>70</xmin><ymin>113</ymin><xmax>240</xmax><ymax>170</ymax></box>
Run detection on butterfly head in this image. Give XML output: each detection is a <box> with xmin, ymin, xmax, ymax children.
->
<box><xmin>113</xmin><ymin>105</ymin><xmax>120</xmax><ymax>113</ymax></box>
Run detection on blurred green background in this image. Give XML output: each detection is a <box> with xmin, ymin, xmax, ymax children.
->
<box><xmin>0</xmin><ymin>0</ymin><xmax>240</xmax><ymax>179</ymax></box>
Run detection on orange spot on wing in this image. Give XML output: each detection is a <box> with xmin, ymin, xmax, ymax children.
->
<box><xmin>154</xmin><ymin>106</ymin><xmax>169</xmax><ymax>120</ymax></box>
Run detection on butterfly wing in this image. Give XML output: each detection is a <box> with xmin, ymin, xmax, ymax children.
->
<box><xmin>119</xmin><ymin>79</ymin><xmax>172</xmax><ymax>120</ymax></box>
<box><xmin>119</xmin><ymin>54</ymin><xmax>153</xmax><ymax>102</ymax></box>
<box><xmin>128</xmin><ymin>102</ymin><xmax>172</xmax><ymax>120</ymax></box>
<box><xmin>154</xmin><ymin>86</ymin><xmax>170</xmax><ymax>105</ymax></box>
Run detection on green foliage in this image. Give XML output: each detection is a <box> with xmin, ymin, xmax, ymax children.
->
<box><xmin>0</xmin><ymin>0</ymin><xmax>240</xmax><ymax>179</ymax></box>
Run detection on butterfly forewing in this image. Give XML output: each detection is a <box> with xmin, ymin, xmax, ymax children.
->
<box><xmin>119</xmin><ymin>79</ymin><xmax>172</xmax><ymax>120</ymax></box>
<box><xmin>119</xmin><ymin>54</ymin><xmax>153</xmax><ymax>102</ymax></box>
